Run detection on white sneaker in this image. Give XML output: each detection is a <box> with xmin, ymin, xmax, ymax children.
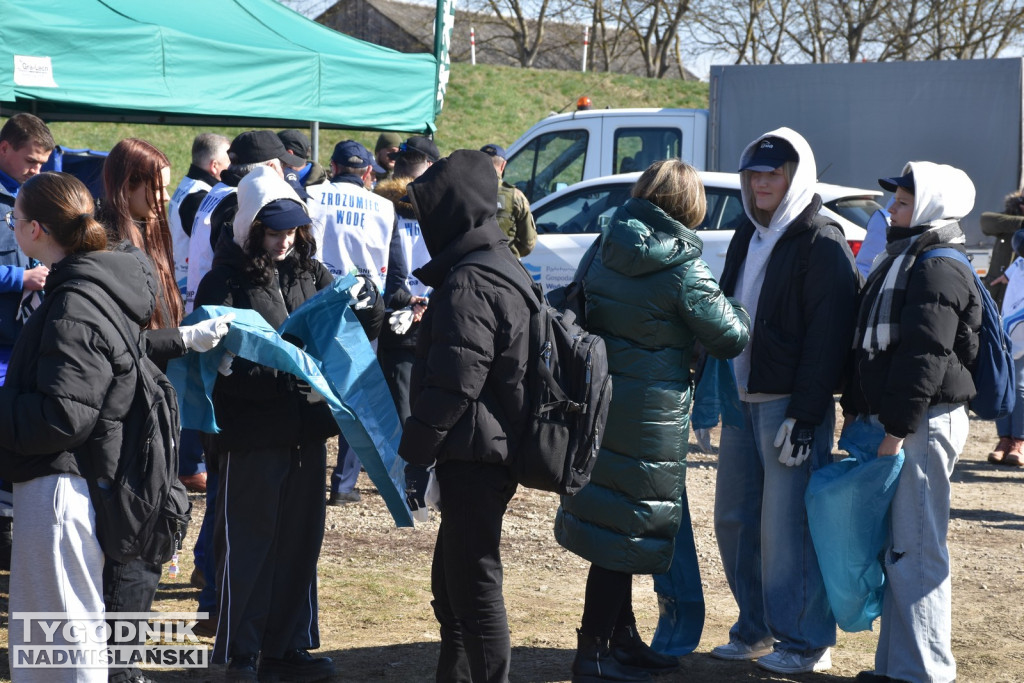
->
<box><xmin>757</xmin><ymin>647</ymin><xmax>832</xmax><ymax>674</ymax></box>
<box><xmin>710</xmin><ymin>636</ymin><xmax>775</xmax><ymax>661</ymax></box>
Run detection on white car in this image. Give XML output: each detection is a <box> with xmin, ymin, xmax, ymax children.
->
<box><xmin>521</xmin><ymin>171</ymin><xmax>881</xmax><ymax>293</ymax></box>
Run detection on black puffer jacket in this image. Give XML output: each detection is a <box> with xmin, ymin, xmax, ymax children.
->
<box><xmin>0</xmin><ymin>250</ymin><xmax>157</xmax><ymax>483</ymax></box>
<box><xmin>194</xmin><ymin>234</ymin><xmax>337</xmax><ymax>453</ymax></box>
<box><xmin>719</xmin><ymin>198</ymin><xmax>860</xmax><ymax>424</ymax></box>
<box><xmin>398</xmin><ymin>150</ymin><xmax>530</xmax><ymax>467</ymax></box>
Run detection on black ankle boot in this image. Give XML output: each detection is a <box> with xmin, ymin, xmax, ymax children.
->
<box><xmin>572</xmin><ymin>630</ymin><xmax>652</xmax><ymax>683</ymax></box>
<box><xmin>610</xmin><ymin>621</ymin><xmax>680</xmax><ymax>673</ymax></box>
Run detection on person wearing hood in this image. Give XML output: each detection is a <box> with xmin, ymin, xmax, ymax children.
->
<box><xmin>193</xmin><ymin>166</ymin><xmax>337</xmax><ymax>683</ymax></box>
<box><xmin>841</xmin><ymin>162</ymin><xmax>980</xmax><ymax>683</ymax></box>
<box><xmin>397</xmin><ymin>149</ymin><xmax>531</xmax><ymax>682</ymax></box>
<box><xmin>711</xmin><ymin>128</ymin><xmax>859</xmax><ymax>675</ymax></box>
<box><xmin>0</xmin><ymin>172</ymin><xmax>156</xmax><ymax>683</ymax></box>
<box><xmin>554</xmin><ymin>159</ymin><xmax>750</xmax><ymax>683</ymax></box>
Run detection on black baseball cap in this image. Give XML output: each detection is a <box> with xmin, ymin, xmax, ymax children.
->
<box><xmin>740</xmin><ymin>136</ymin><xmax>799</xmax><ymax>172</ymax></box>
<box><xmin>480</xmin><ymin>143</ymin><xmax>506</xmax><ymax>159</ymax></box>
<box><xmin>878</xmin><ymin>172</ymin><xmax>915</xmax><ymax>193</ymax></box>
<box><xmin>277</xmin><ymin>129</ymin><xmax>311</xmax><ymax>161</ymax></box>
<box><xmin>331</xmin><ymin>140</ymin><xmax>385</xmax><ymax>174</ymax></box>
<box><xmin>391</xmin><ymin>136</ymin><xmax>440</xmax><ymax>163</ymax></box>
<box><xmin>229</xmin><ymin>130</ymin><xmax>305</xmax><ymax>167</ymax></box>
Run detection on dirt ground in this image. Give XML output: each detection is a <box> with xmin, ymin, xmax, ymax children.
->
<box><xmin>2</xmin><ymin>408</ymin><xmax>1023</xmax><ymax>682</ymax></box>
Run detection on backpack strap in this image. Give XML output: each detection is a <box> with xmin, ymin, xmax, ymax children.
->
<box><xmin>917</xmin><ymin>247</ymin><xmax>972</xmax><ymax>272</ymax></box>
<box><xmin>454</xmin><ymin>249</ymin><xmax>573</xmax><ymax>410</ymax></box>
<box><xmin>456</xmin><ymin>249</ymin><xmax>543</xmax><ymax>314</ymax></box>
<box><xmin>53</xmin><ymin>279</ymin><xmax>145</xmax><ymax>368</ymax></box>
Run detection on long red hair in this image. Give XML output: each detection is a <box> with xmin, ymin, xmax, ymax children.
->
<box><xmin>99</xmin><ymin>138</ymin><xmax>183</xmax><ymax>328</ymax></box>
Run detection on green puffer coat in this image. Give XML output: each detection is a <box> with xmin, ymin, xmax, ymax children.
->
<box><xmin>554</xmin><ymin>198</ymin><xmax>749</xmax><ymax>574</ymax></box>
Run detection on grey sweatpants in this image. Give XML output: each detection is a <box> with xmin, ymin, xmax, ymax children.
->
<box><xmin>8</xmin><ymin>474</ymin><xmax>106</xmax><ymax>682</ymax></box>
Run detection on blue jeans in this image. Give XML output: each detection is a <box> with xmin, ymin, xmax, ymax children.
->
<box><xmin>871</xmin><ymin>405</ymin><xmax>967</xmax><ymax>683</ymax></box>
<box><xmin>714</xmin><ymin>396</ymin><xmax>836</xmax><ymax>654</ymax></box>
<box><xmin>995</xmin><ymin>355</ymin><xmax>1024</xmax><ymax>438</ymax></box>
<box><xmin>178</xmin><ymin>428</ymin><xmax>207</xmax><ymax>477</ymax></box>
<box><xmin>195</xmin><ymin>470</ymin><xmax>219</xmax><ymax>614</ymax></box>
<box><xmin>330</xmin><ymin>436</ymin><xmax>360</xmax><ymax>495</ymax></box>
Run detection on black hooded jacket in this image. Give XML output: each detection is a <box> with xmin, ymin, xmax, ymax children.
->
<box><xmin>0</xmin><ymin>250</ymin><xmax>158</xmax><ymax>483</ymax></box>
<box><xmin>718</xmin><ymin>198</ymin><xmax>860</xmax><ymax>424</ymax></box>
<box><xmin>397</xmin><ymin>150</ymin><xmax>530</xmax><ymax>467</ymax></box>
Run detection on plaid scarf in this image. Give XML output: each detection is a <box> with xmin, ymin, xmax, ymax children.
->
<box><xmin>856</xmin><ymin>220</ymin><xmax>964</xmax><ymax>356</ymax></box>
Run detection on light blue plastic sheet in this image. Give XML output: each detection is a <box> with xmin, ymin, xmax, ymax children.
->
<box><xmin>691</xmin><ymin>357</ymin><xmax>743</xmax><ymax>430</ymax></box>
<box><xmin>166</xmin><ymin>275</ymin><xmax>413</xmax><ymax>527</ymax></box>
<box><xmin>805</xmin><ymin>419</ymin><xmax>904</xmax><ymax>632</ymax></box>
<box><xmin>651</xmin><ymin>486</ymin><xmax>705</xmax><ymax>655</ymax></box>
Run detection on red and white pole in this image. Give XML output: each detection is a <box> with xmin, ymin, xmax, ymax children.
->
<box><xmin>471</xmin><ymin>26</ymin><xmax>477</xmax><ymax>65</ymax></box>
<box><xmin>582</xmin><ymin>25</ymin><xmax>589</xmax><ymax>72</ymax></box>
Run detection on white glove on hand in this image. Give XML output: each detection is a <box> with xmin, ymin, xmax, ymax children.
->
<box><xmin>389</xmin><ymin>307</ymin><xmax>415</xmax><ymax>335</ymax></box>
<box><xmin>217</xmin><ymin>350</ymin><xmax>236</xmax><ymax>376</ymax></box>
<box><xmin>180</xmin><ymin>313</ymin><xmax>235</xmax><ymax>353</ymax></box>
<box><xmin>774</xmin><ymin>417</ymin><xmax>814</xmax><ymax>467</ymax></box>
<box><xmin>424</xmin><ymin>467</ymin><xmax>441</xmax><ymax>511</ymax></box>
<box><xmin>348</xmin><ymin>278</ymin><xmax>373</xmax><ymax>310</ymax></box>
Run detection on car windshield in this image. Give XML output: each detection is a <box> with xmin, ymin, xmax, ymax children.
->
<box><xmin>824</xmin><ymin>197</ymin><xmax>883</xmax><ymax>229</ymax></box>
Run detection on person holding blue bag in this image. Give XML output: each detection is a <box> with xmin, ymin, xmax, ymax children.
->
<box><xmin>193</xmin><ymin>166</ymin><xmax>338</xmax><ymax>683</ymax></box>
<box><xmin>841</xmin><ymin>161</ymin><xmax>981</xmax><ymax>683</ymax></box>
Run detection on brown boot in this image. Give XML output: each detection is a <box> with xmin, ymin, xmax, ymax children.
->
<box><xmin>1004</xmin><ymin>439</ymin><xmax>1024</xmax><ymax>467</ymax></box>
<box><xmin>989</xmin><ymin>436</ymin><xmax>1013</xmax><ymax>464</ymax></box>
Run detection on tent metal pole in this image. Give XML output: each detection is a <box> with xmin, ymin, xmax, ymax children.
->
<box><xmin>310</xmin><ymin>121</ymin><xmax>319</xmax><ymax>163</ymax></box>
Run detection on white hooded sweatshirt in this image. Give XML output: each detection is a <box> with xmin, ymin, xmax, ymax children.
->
<box><xmin>233</xmin><ymin>166</ymin><xmax>309</xmax><ymax>250</ymax></box>
<box><xmin>732</xmin><ymin>127</ymin><xmax>818</xmax><ymax>398</ymax></box>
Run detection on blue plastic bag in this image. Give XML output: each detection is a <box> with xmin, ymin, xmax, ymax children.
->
<box><xmin>691</xmin><ymin>357</ymin><xmax>743</xmax><ymax>430</ymax></box>
<box><xmin>167</xmin><ymin>275</ymin><xmax>413</xmax><ymax>527</ymax></box>
<box><xmin>804</xmin><ymin>419</ymin><xmax>904</xmax><ymax>632</ymax></box>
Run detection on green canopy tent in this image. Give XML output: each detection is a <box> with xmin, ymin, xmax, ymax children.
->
<box><xmin>0</xmin><ymin>0</ymin><xmax>444</xmax><ymax>133</ymax></box>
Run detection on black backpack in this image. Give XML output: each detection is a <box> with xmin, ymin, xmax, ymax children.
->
<box><xmin>59</xmin><ymin>280</ymin><xmax>191</xmax><ymax>565</ymax></box>
<box><xmin>456</xmin><ymin>251</ymin><xmax>612</xmax><ymax>495</ymax></box>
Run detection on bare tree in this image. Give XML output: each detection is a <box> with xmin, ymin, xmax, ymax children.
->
<box><xmin>461</xmin><ymin>0</ymin><xmax>568</xmax><ymax>67</ymax></box>
<box><xmin>689</xmin><ymin>0</ymin><xmax>1024</xmax><ymax>64</ymax></box>
<box><xmin>615</xmin><ymin>0</ymin><xmax>694</xmax><ymax>77</ymax></box>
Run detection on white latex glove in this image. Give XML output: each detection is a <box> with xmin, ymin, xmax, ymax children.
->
<box><xmin>773</xmin><ymin>417</ymin><xmax>812</xmax><ymax>467</ymax></box>
<box><xmin>180</xmin><ymin>313</ymin><xmax>235</xmax><ymax>353</ymax></box>
<box><xmin>389</xmin><ymin>307</ymin><xmax>415</xmax><ymax>335</ymax></box>
<box><xmin>424</xmin><ymin>467</ymin><xmax>441</xmax><ymax>511</ymax></box>
<box><xmin>348</xmin><ymin>278</ymin><xmax>373</xmax><ymax>310</ymax></box>
<box><xmin>217</xmin><ymin>350</ymin><xmax>236</xmax><ymax>376</ymax></box>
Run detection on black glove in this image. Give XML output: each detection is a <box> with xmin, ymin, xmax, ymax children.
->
<box><xmin>404</xmin><ymin>463</ymin><xmax>430</xmax><ymax>512</ymax></box>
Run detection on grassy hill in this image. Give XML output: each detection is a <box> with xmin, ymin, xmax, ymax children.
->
<box><xmin>25</xmin><ymin>63</ymin><xmax>709</xmax><ymax>187</ymax></box>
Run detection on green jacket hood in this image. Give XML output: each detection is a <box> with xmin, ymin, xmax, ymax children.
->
<box><xmin>600</xmin><ymin>198</ymin><xmax>704</xmax><ymax>277</ymax></box>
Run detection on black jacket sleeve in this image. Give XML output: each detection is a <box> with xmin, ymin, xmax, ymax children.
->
<box><xmin>786</xmin><ymin>227</ymin><xmax>860</xmax><ymax>424</ymax></box>
<box><xmin>877</xmin><ymin>257</ymin><xmax>978</xmax><ymax>436</ymax></box>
